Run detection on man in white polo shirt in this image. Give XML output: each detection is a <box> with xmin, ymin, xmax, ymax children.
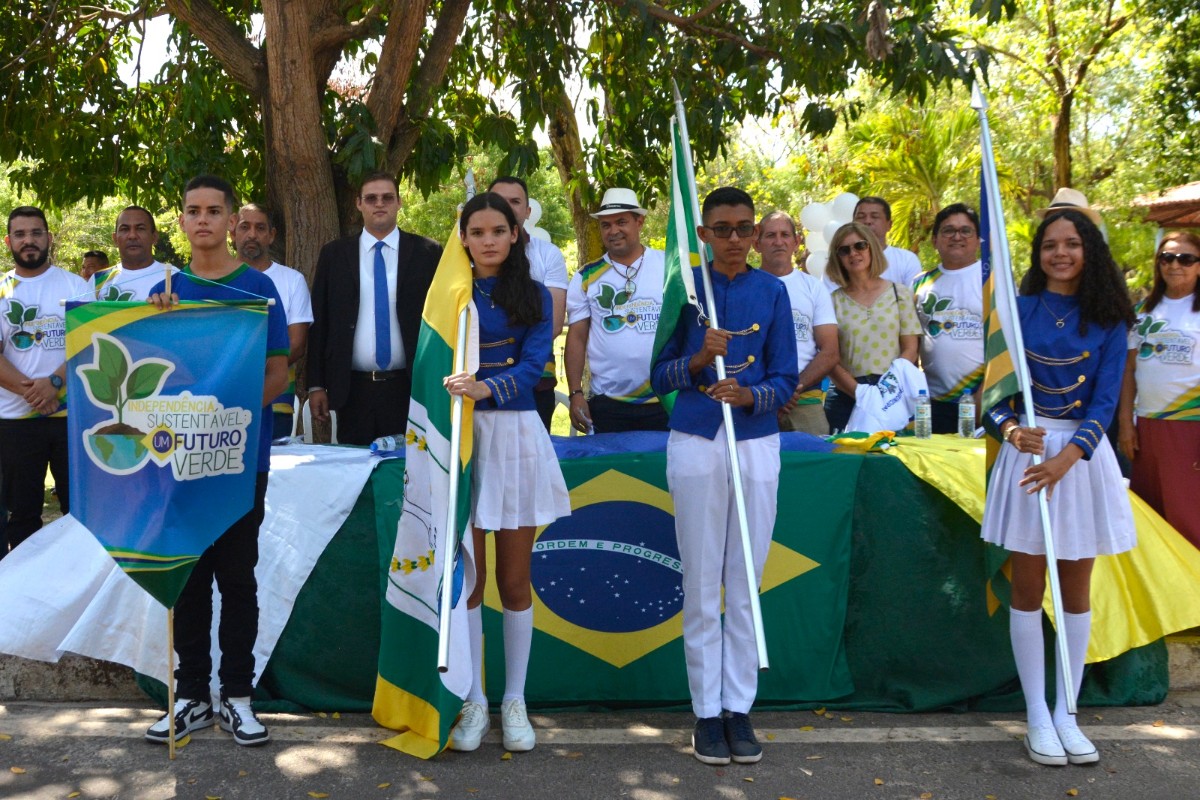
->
<box><xmin>233</xmin><ymin>203</ymin><xmax>313</xmax><ymax>439</ymax></box>
<box><xmin>754</xmin><ymin>211</ymin><xmax>839</xmax><ymax>435</ymax></box>
<box><xmin>912</xmin><ymin>202</ymin><xmax>983</xmax><ymax>433</ymax></box>
<box><xmin>0</xmin><ymin>206</ymin><xmax>88</xmax><ymax>555</ymax></box>
<box><xmin>565</xmin><ymin>188</ymin><xmax>668</xmax><ymax>433</ymax></box>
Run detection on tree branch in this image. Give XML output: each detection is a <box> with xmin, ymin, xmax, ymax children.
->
<box><xmin>164</xmin><ymin>0</ymin><xmax>265</xmax><ymax>95</ymax></box>
<box><xmin>366</xmin><ymin>0</ymin><xmax>429</xmax><ymax>145</ymax></box>
<box><xmin>687</xmin><ymin>0</ymin><xmax>728</xmax><ymax>22</ymax></box>
<box><xmin>385</xmin><ymin>0</ymin><xmax>472</xmax><ymax>174</ymax></box>
<box><xmin>310</xmin><ymin>3</ymin><xmax>383</xmax><ymax>55</ymax></box>
<box><xmin>1072</xmin><ymin>13</ymin><xmax>1132</xmax><ymax>91</ymax></box>
<box><xmin>600</xmin><ymin>0</ymin><xmax>779</xmax><ymax>61</ymax></box>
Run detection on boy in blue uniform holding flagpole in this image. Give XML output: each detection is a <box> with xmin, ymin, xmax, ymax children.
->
<box><xmin>651</xmin><ymin>187</ymin><xmax>797</xmax><ymax>766</ymax></box>
<box><xmin>144</xmin><ymin>175</ymin><xmax>290</xmax><ymax>747</ymax></box>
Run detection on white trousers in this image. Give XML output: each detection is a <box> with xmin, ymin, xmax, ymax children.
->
<box><xmin>666</xmin><ymin>427</ymin><xmax>780</xmax><ymax>718</ymax></box>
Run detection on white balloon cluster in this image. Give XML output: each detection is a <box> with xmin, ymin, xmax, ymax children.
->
<box><xmin>524</xmin><ymin>197</ymin><xmax>552</xmax><ymax>242</ymax></box>
<box><xmin>799</xmin><ymin>192</ymin><xmax>859</xmax><ymax>280</ymax></box>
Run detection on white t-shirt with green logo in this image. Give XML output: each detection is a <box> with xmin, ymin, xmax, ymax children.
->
<box><xmin>0</xmin><ymin>266</ymin><xmax>89</xmax><ymax>418</ymax></box>
<box><xmin>90</xmin><ymin>261</ymin><xmax>178</xmax><ymax>302</ymax></box>
<box><xmin>1129</xmin><ymin>295</ymin><xmax>1200</xmax><ymax>420</ymax></box>
<box><xmin>566</xmin><ymin>248</ymin><xmax>665</xmax><ymax>403</ymax></box>
<box><xmin>913</xmin><ymin>261</ymin><xmax>984</xmax><ymax>400</ymax></box>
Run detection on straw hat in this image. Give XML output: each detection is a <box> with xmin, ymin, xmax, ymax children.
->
<box><xmin>590</xmin><ymin>188</ymin><xmax>649</xmax><ymax>218</ymax></box>
<box><xmin>1038</xmin><ymin>188</ymin><xmax>1103</xmax><ymax>227</ymax></box>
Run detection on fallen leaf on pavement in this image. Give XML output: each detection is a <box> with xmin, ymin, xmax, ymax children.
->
<box><xmin>10</xmin><ymin>767</ymin><xmax>26</xmax><ymax>774</ymax></box>
<box><xmin>1066</xmin><ymin>790</ymin><xmax>1079</xmax><ymax>797</ymax></box>
<box><xmin>500</xmin><ymin>752</ymin><xmax>512</xmax><ymax>761</ymax></box>
<box><xmin>874</xmin><ymin>778</ymin><xmax>884</xmax><ymax>786</ymax></box>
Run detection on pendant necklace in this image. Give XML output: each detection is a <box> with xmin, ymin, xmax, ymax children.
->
<box><xmin>1040</xmin><ymin>295</ymin><xmax>1076</xmax><ymax>329</ymax></box>
<box><xmin>611</xmin><ymin>251</ymin><xmax>645</xmax><ymax>296</ymax></box>
<box><xmin>473</xmin><ymin>278</ymin><xmax>495</xmax><ymax>309</ymax></box>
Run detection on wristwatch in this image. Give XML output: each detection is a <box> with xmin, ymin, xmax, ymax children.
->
<box><xmin>569</xmin><ymin>389</ymin><xmax>584</xmax><ymax>398</ymax></box>
<box><xmin>1002</xmin><ymin>422</ymin><xmax>1017</xmax><ymax>442</ymax></box>
<box><xmin>49</xmin><ymin>374</ymin><xmax>63</xmax><ymax>390</ymax></box>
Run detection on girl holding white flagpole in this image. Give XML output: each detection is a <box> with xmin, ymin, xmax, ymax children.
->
<box><xmin>442</xmin><ymin>192</ymin><xmax>570</xmax><ymax>753</ymax></box>
<box><xmin>982</xmin><ymin>209</ymin><xmax>1136</xmax><ymax>767</ymax></box>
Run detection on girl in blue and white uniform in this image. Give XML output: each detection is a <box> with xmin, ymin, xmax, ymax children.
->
<box><xmin>443</xmin><ymin>193</ymin><xmax>570</xmax><ymax>753</ymax></box>
<box><xmin>982</xmin><ymin>209</ymin><xmax>1136</xmax><ymax>767</ymax></box>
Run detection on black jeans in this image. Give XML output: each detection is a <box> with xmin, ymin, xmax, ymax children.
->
<box><xmin>0</xmin><ymin>417</ymin><xmax>69</xmax><ymax>555</ymax></box>
<box><xmin>589</xmin><ymin>395</ymin><xmax>669</xmax><ymax>434</ymax></box>
<box><xmin>174</xmin><ymin>472</ymin><xmax>268</xmax><ymax>700</ymax></box>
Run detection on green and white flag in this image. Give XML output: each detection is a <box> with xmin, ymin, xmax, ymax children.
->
<box><xmin>652</xmin><ymin>114</ymin><xmax>706</xmax><ymax>384</ymax></box>
<box><xmin>373</xmin><ymin>225</ymin><xmax>477</xmax><ymax>759</ymax></box>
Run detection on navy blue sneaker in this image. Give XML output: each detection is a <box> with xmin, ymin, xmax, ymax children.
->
<box><xmin>692</xmin><ymin>716</ymin><xmax>731</xmax><ymax>765</ymax></box>
<box><xmin>723</xmin><ymin>711</ymin><xmax>763</xmax><ymax>763</ymax></box>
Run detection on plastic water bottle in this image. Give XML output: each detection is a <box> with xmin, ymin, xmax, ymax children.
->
<box><xmin>370</xmin><ymin>435</ymin><xmax>402</xmax><ymax>454</ymax></box>
<box><xmin>914</xmin><ymin>390</ymin><xmax>932</xmax><ymax>439</ymax></box>
<box><xmin>958</xmin><ymin>389</ymin><xmax>976</xmax><ymax>438</ymax></box>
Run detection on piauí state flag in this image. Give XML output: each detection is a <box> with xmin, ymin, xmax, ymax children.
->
<box><xmin>652</xmin><ymin>116</ymin><xmax>705</xmax><ymax>383</ymax></box>
<box><xmin>978</xmin><ymin>165</ymin><xmax>1021</xmax><ymax>478</ymax></box>
<box><xmin>373</xmin><ymin>224</ymin><xmax>478</xmax><ymax>758</ymax></box>
<box><xmin>65</xmin><ymin>300</ymin><xmax>268</xmax><ymax>607</ymax></box>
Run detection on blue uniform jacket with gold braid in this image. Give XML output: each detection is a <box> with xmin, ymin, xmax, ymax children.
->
<box><xmin>651</xmin><ymin>266</ymin><xmax>798</xmax><ymax>441</ymax></box>
<box><xmin>985</xmin><ymin>291</ymin><xmax>1128</xmax><ymax>459</ymax></box>
<box><xmin>473</xmin><ymin>278</ymin><xmax>553</xmax><ymax>412</ymax></box>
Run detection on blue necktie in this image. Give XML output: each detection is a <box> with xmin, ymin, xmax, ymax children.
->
<box><xmin>373</xmin><ymin>240</ymin><xmax>391</xmax><ymax>370</ymax></box>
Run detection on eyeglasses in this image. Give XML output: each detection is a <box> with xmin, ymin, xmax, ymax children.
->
<box><xmin>1158</xmin><ymin>252</ymin><xmax>1200</xmax><ymax>267</ymax></box>
<box><xmin>703</xmin><ymin>223</ymin><xmax>756</xmax><ymax>239</ymax></box>
<box><xmin>938</xmin><ymin>226</ymin><xmax>976</xmax><ymax>239</ymax></box>
<box><xmin>836</xmin><ymin>240</ymin><xmax>870</xmax><ymax>257</ymax></box>
<box><xmin>361</xmin><ymin>193</ymin><xmax>397</xmax><ymax>205</ymax></box>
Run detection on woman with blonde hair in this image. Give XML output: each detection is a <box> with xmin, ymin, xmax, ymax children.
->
<box><xmin>822</xmin><ymin>222</ymin><xmax>921</xmax><ymax>432</ymax></box>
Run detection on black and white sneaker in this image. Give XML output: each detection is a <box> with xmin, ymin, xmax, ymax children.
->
<box><xmin>723</xmin><ymin>711</ymin><xmax>763</xmax><ymax>763</ymax></box>
<box><xmin>219</xmin><ymin>696</ymin><xmax>270</xmax><ymax>746</ymax></box>
<box><xmin>145</xmin><ymin>698</ymin><xmax>214</xmax><ymax>744</ymax></box>
<box><xmin>692</xmin><ymin>716</ymin><xmax>731</xmax><ymax>765</ymax></box>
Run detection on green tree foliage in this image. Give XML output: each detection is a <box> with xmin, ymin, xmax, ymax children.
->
<box><xmin>0</xmin><ymin>0</ymin><xmax>998</xmax><ymax>280</ymax></box>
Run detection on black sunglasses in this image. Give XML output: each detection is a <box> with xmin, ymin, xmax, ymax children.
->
<box><xmin>1158</xmin><ymin>252</ymin><xmax>1200</xmax><ymax>267</ymax></box>
<box><xmin>703</xmin><ymin>223</ymin><xmax>756</xmax><ymax>239</ymax></box>
<box><xmin>837</xmin><ymin>240</ymin><xmax>870</xmax><ymax>257</ymax></box>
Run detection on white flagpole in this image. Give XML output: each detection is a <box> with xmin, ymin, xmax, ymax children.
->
<box><xmin>672</xmin><ymin>81</ymin><xmax>769</xmax><ymax>671</ymax></box>
<box><xmin>972</xmin><ymin>83</ymin><xmax>1075</xmax><ymax>714</ymax></box>
<box><xmin>437</xmin><ymin>306</ymin><xmax>470</xmax><ymax>673</ymax></box>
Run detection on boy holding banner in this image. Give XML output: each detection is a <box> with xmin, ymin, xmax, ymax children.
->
<box><xmin>144</xmin><ymin>175</ymin><xmax>289</xmax><ymax>746</ymax></box>
<box><xmin>651</xmin><ymin>187</ymin><xmax>797</xmax><ymax>766</ymax></box>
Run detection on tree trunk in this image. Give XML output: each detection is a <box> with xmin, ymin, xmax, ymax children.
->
<box><xmin>545</xmin><ymin>84</ymin><xmax>602</xmax><ymax>267</ymax></box>
<box><xmin>1052</xmin><ymin>92</ymin><xmax>1074</xmax><ymax>190</ymax></box>
<box><xmin>261</xmin><ymin>0</ymin><xmax>340</xmax><ymax>283</ymax></box>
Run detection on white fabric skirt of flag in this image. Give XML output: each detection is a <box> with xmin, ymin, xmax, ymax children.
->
<box><xmin>982</xmin><ymin>418</ymin><xmax>1136</xmax><ymax>559</ymax></box>
<box><xmin>471</xmin><ymin>409</ymin><xmax>570</xmax><ymax>531</ymax></box>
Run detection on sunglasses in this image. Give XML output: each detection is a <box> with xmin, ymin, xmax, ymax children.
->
<box><xmin>361</xmin><ymin>193</ymin><xmax>398</xmax><ymax>205</ymax></box>
<box><xmin>703</xmin><ymin>223</ymin><xmax>756</xmax><ymax>239</ymax></box>
<box><xmin>1158</xmin><ymin>252</ymin><xmax>1200</xmax><ymax>267</ymax></box>
<box><xmin>837</xmin><ymin>240</ymin><xmax>870</xmax><ymax>257</ymax></box>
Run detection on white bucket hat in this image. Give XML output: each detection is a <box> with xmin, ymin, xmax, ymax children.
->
<box><xmin>590</xmin><ymin>188</ymin><xmax>649</xmax><ymax>218</ymax></box>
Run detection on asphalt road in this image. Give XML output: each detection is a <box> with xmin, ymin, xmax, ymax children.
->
<box><xmin>1</xmin><ymin>695</ymin><xmax>1198</xmax><ymax>800</ymax></box>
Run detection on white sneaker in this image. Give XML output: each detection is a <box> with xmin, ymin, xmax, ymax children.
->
<box><xmin>500</xmin><ymin>697</ymin><xmax>536</xmax><ymax>752</ymax></box>
<box><xmin>219</xmin><ymin>696</ymin><xmax>270</xmax><ymax>746</ymax></box>
<box><xmin>145</xmin><ymin>698</ymin><xmax>214</xmax><ymax>744</ymax></box>
<box><xmin>1055</xmin><ymin>720</ymin><xmax>1099</xmax><ymax>765</ymax></box>
<box><xmin>449</xmin><ymin>701</ymin><xmax>490</xmax><ymax>752</ymax></box>
<box><xmin>1024</xmin><ymin>724</ymin><xmax>1068</xmax><ymax>766</ymax></box>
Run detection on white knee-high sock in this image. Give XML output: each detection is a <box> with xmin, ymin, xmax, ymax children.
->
<box><xmin>1010</xmin><ymin>607</ymin><xmax>1052</xmax><ymax>729</ymax></box>
<box><xmin>466</xmin><ymin>606</ymin><xmax>487</xmax><ymax>705</ymax></box>
<box><xmin>502</xmin><ymin>606</ymin><xmax>533</xmax><ymax>702</ymax></box>
<box><xmin>1052</xmin><ymin>611</ymin><xmax>1091</xmax><ymax>727</ymax></box>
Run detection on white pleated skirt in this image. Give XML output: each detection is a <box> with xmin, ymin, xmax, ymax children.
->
<box><xmin>471</xmin><ymin>409</ymin><xmax>571</xmax><ymax>531</ymax></box>
<box><xmin>981</xmin><ymin>418</ymin><xmax>1136</xmax><ymax>559</ymax></box>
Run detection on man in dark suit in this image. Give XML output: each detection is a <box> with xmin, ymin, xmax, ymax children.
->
<box><xmin>307</xmin><ymin>171</ymin><xmax>441</xmax><ymax>445</ymax></box>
